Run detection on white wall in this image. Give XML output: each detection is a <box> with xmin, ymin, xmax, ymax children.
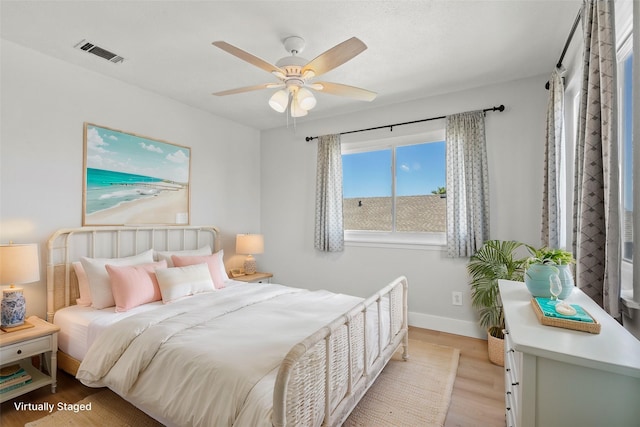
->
<box><xmin>0</xmin><ymin>40</ymin><xmax>262</xmax><ymax>319</ymax></box>
<box><xmin>260</xmin><ymin>75</ymin><xmax>548</xmax><ymax>338</ymax></box>
<box><xmin>0</xmin><ymin>39</ymin><xmax>551</xmax><ymax>338</ymax></box>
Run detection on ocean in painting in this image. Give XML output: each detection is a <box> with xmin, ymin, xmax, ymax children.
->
<box><xmin>86</xmin><ymin>168</ymin><xmax>175</xmax><ymax>214</ymax></box>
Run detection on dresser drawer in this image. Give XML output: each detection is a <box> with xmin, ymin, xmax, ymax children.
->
<box><xmin>506</xmin><ymin>395</ymin><xmax>518</xmax><ymax>427</ymax></box>
<box><xmin>0</xmin><ymin>336</ymin><xmax>51</xmax><ymax>364</ymax></box>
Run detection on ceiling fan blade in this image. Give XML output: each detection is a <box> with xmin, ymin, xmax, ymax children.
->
<box><xmin>212</xmin><ymin>41</ymin><xmax>286</xmax><ymax>76</ymax></box>
<box><xmin>213</xmin><ymin>83</ymin><xmax>284</xmax><ymax>96</ymax></box>
<box><xmin>301</xmin><ymin>37</ymin><xmax>367</xmax><ymax>78</ymax></box>
<box><xmin>312</xmin><ymin>82</ymin><xmax>377</xmax><ymax>101</ymax></box>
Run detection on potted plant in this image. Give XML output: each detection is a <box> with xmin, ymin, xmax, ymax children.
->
<box><xmin>524</xmin><ymin>246</ymin><xmax>575</xmax><ymax>299</ymax></box>
<box><xmin>467</xmin><ymin>240</ymin><xmax>528</xmax><ymax>366</ymax></box>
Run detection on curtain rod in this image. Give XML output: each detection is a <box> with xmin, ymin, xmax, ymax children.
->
<box><xmin>545</xmin><ymin>9</ymin><xmax>582</xmax><ymax>90</ymax></box>
<box><xmin>305</xmin><ymin>104</ymin><xmax>505</xmax><ymax>142</ymax></box>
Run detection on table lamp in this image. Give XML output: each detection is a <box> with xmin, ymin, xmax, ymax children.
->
<box><xmin>236</xmin><ymin>234</ymin><xmax>264</xmax><ymax>275</ymax></box>
<box><xmin>1</xmin><ymin>243</ymin><xmax>40</xmax><ymax>331</ymax></box>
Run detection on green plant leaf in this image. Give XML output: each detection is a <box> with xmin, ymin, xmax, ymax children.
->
<box><xmin>467</xmin><ymin>240</ymin><xmax>527</xmax><ymax>331</ymax></box>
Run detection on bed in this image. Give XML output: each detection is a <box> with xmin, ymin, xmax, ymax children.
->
<box><xmin>47</xmin><ymin>226</ymin><xmax>409</xmax><ymax>427</ymax></box>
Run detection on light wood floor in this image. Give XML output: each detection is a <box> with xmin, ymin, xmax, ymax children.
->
<box><xmin>0</xmin><ymin>327</ymin><xmax>505</xmax><ymax>427</ymax></box>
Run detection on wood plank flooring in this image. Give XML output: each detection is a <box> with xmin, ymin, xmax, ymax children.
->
<box><xmin>0</xmin><ymin>327</ymin><xmax>505</xmax><ymax>426</ymax></box>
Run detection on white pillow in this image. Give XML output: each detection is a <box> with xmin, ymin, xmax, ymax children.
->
<box><xmin>72</xmin><ymin>261</ymin><xmax>92</xmax><ymax>307</ymax></box>
<box><xmin>155</xmin><ymin>263</ymin><xmax>215</xmax><ymax>303</ymax></box>
<box><xmin>154</xmin><ymin>246</ymin><xmax>212</xmax><ymax>267</ymax></box>
<box><xmin>218</xmin><ymin>250</ymin><xmax>230</xmax><ymax>281</ymax></box>
<box><xmin>80</xmin><ymin>249</ymin><xmax>154</xmax><ymax>309</ymax></box>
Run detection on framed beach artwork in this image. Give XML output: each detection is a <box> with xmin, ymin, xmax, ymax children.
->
<box><xmin>82</xmin><ymin>123</ymin><xmax>191</xmax><ymax>226</ymax></box>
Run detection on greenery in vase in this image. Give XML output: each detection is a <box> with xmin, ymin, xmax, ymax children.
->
<box><xmin>525</xmin><ymin>246</ymin><xmax>575</xmax><ymax>266</ymax></box>
<box><xmin>467</xmin><ymin>240</ymin><xmax>528</xmax><ymax>339</ymax></box>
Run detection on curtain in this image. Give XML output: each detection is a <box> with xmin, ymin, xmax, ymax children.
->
<box><xmin>314</xmin><ymin>134</ymin><xmax>344</xmax><ymax>252</ymax></box>
<box><xmin>445</xmin><ymin>111</ymin><xmax>490</xmax><ymax>257</ymax></box>
<box><xmin>573</xmin><ymin>0</ymin><xmax>620</xmax><ymax>316</ymax></box>
<box><xmin>541</xmin><ymin>67</ymin><xmax>565</xmax><ymax>248</ymax></box>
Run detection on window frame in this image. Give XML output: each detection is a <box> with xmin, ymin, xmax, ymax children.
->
<box><xmin>617</xmin><ymin>34</ymin><xmax>633</xmax><ymax>294</ymax></box>
<box><xmin>341</xmin><ymin>129</ymin><xmax>447</xmax><ymax>250</ymax></box>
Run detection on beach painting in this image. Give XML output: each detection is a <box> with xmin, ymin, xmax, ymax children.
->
<box><xmin>82</xmin><ymin>123</ymin><xmax>190</xmax><ymax>225</ymax></box>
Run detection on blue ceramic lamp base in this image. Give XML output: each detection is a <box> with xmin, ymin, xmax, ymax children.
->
<box><xmin>1</xmin><ymin>287</ymin><xmax>34</xmax><ymax>332</ymax></box>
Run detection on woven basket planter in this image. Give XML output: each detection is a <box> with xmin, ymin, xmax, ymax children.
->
<box><xmin>487</xmin><ymin>330</ymin><xmax>504</xmax><ymax>367</ymax></box>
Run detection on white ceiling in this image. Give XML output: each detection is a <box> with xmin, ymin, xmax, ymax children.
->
<box><xmin>1</xmin><ymin>0</ymin><xmax>581</xmax><ymax>130</ymax></box>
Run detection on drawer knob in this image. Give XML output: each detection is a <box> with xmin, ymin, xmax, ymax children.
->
<box><xmin>17</xmin><ymin>349</ymin><xmax>22</xmax><ymax>355</ymax></box>
<box><xmin>512</xmin><ymin>382</ymin><xmax>519</xmax><ymax>386</ymax></box>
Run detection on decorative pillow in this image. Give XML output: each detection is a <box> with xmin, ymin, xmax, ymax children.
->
<box><xmin>72</xmin><ymin>262</ymin><xmax>92</xmax><ymax>307</ymax></box>
<box><xmin>171</xmin><ymin>252</ymin><xmax>226</xmax><ymax>289</ymax></box>
<box><xmin>105</xmin><ymin>260</ymin><xmax>167</xmax><ymax>312</ymax></box>
<box><xmin>80</xmin><ymin>249</ymin><xmax>155</xmax><ymax>309</ymax></box>
<box><xmin>218</xmin><ymin>250</ymin><xmax>230</xmax><ymax>281</ymax></box>
<box><xmin>155</xmin><ymin>263</ymin><xmax>215</xmax><ymax>303</ymax></box>
<box><xmin>155</xmin><ymin>246</ymin><xmax>212</xmax><ymax>267</ymax></box>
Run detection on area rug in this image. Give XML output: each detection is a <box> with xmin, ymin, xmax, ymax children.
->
<box><xmin>343</xmin><ymin>339</ymin><xmax>460</xmax><ymax>427</ymax></box>
<box><xmin>26</xmin><ymin>339</ymin><xmax>459</xmax><ymax>427</ymax></box>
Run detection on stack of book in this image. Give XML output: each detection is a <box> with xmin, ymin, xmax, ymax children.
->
<box><xmin>0</xmin><ymin>364</ymin><xmax>32</xmax><ymax>394</ymax></box>
<box><xmin>533</xmin><ymin>297</ymin><xmax>594</xmax><ymax>322</ymax></box>
<box><xmin>530</xmin><ymin>297</ymin><xmax>601</xmax><ymax>334</ymax></box>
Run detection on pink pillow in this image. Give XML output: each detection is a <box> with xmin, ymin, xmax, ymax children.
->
<box><xmin>105</xmin><ymin>260</ymin><xmax>167</xmax><ymax>312</ymax></box>
<box><xmin>171</xmin><ymin>253</ymin><xmax>225</xmax><ymax>289</ymax></box>
<box><xmin>73</xmin><ymin>262</ymin><xmax>92</xmax><ymax>306</ymax></box>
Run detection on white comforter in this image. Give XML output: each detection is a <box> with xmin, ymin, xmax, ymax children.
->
<box><xmin>76</xmin><ymin>283</ymin><xmax>364</xmax><ymax>427</ymax></box>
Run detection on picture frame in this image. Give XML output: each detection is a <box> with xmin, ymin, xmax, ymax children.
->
<box><xmin>82</xmin><ymin>123</ymin><xmax>191</xmax><ymax>226</ymax></box>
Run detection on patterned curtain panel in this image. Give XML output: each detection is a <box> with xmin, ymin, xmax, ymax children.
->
<box><xmin>573</xmin><ymin>0</ymin><xmax>620</xmax><ymax>316</ymax></box>
<box><xmin>541</xmin><ymin>67</ymin><xmax>565</xmax><ymax>248</ymax></box>
<box><xmin>445</xmin><ymin>111</ymin><xmax>490</xmax><ymax>257</ymax></box>
<box><xmin>314</xmin><ymin>134</ymin><xmax>344</xmax><ymax>252</ymax></box>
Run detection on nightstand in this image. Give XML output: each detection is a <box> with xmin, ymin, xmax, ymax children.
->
<box><xmin>0</xmin><ymin>316</ymin><xmax>60</xmax><ymax>403</ymax></box>
<box><xmin>233</xmin><ymin>272</ymin><xmax>273</xmax><ymax>283</ymax></box>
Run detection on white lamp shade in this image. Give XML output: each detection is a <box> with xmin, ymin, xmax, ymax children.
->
<box><xmin>290</xmin><ymin>97</ymin><xmax>308</xmax><ymax>117</ymax></box>
<box><xmin>297</xmin><ymin>87</ymin><xmax>317</xmax><ymax>110</ymax></box>
<box><xmin>236</xmin><ymin>234</ymin><xmax>264</xmax><ymax>255</ymax></box>
<box><xmin>0</xmin><ymin>243</ymin><xmax>40</xmax><ymax>285</ymax></box>
<box><xmin>269</xmin><ymin>90</ymin><xmax>289</xmax><ymax>113</ymax></box>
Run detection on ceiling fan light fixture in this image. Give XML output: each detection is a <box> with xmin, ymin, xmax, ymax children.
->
<box><xmin>302</xmin><ymin>69</ymin><xmax>316</xmax><ymax>80</ymax></box>
<box><xmin>290</xmin><ymin>97</ymin><xmax>308</xmax><ymax>117</ymax></box>
<box><xmin>297</xmin><ymin>87</ymin><xmax>317</xmax><ymax>110</ymax></box>
<box><xmin>212</xmin><ymin>36</ymin><xmax>375</xmax><ymax>122</ymax></box>
<box><xmin>269</xmin><ymin>89</ymin><xmax>289</xmax><ymax>113</ymax></box>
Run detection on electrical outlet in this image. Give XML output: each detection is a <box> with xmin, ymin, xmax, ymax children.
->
<box><xmin>452</xmin><ymin>291</ymin><xmax>463</xmax><ymax>306</ymax></box>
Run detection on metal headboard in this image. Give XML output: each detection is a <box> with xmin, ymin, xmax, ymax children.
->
<box><xmin>46</xmin><ymin>225</ymin><xmax>220</xmax><ymax>322</ymax></box>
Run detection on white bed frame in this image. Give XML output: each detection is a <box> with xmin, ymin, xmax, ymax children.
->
<box><xmin>47</xmin><ymin>226</ymin><xmax>409</xmax><ymax>427</ymax></box>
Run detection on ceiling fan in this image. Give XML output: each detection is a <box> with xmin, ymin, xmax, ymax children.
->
<box><xmin>212</xmin><ymin>36</ymin><xmax>377</xmax><ymax>118</ymax></box>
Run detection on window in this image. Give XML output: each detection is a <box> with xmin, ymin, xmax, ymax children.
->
<box><xmin>617</xmin><ymin>29</ymin><xmax>633</xmax><ymax>296</ymax></box>
<box><xmin>620</xmin><ymin>50</ymin><xmax>633</xmax><ymax>262</ymax></box>
<box><xmin>341</xmin><ymin>130</ymin><xmax>446</xmax><ymax>247</ymax></box>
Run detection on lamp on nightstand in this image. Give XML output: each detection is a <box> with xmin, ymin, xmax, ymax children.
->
<box><xmin>0</xmin><ymin>243</ymin><xmax>40</xmax><ymax>331</ymax></box>
<box><xmin>236</xmin><ymin>234</ymin><xmax>264</xmax><ymax>275</ymax></box>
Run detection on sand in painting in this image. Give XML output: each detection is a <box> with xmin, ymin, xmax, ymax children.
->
<box><xmin>85</xmin><ymin>187</ymin><xmax>189</xmax><ymax>225</ymax></box>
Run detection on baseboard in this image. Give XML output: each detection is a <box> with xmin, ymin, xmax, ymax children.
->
<box><xmin>408</xmin><ymin>311</ymin><xmax>487</xmax><ymax>339</ymax></box>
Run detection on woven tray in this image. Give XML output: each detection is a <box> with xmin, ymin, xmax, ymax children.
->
<box><xmin>531</xmin><ymin>299</ymin><xmax>601</xmax><ymax>334</ymax></box>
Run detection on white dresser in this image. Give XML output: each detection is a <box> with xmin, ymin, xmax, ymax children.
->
<box><xmin>499</xmin><ymin>280</ymin><xmax>640</xmax><ymax>427</ymax></box>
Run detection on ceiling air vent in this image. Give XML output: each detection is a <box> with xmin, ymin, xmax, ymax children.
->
<box><xmin>74</xmin><ymin>39</ymin><xmax>124</xmax><ymax>64</ymax></box>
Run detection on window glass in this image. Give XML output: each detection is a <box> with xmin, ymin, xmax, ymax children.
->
<box><xmin>396</xmin><ymin>142</ymin><xmax>446</xmax><ymax>232</ymax></box>
<box><xmin>342</xmin><ymin>141</ymin><xmax>446</xmax><ymax>235</ymax></box>
<box><xmin>342</xmin><ymin>149</ymin><xmax>392</xmax><ymax>231</ymax></box>
<box><xmin>621</xmin><ymin>52</ymin><xmax>633</xmax><ymax>261</ymax></box>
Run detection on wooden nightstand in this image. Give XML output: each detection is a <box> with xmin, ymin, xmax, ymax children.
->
<box><xmin>0</xmin><ymin>316</ymin><xmax>60</xmax><ymax>402</ymax></box>
<box><xmin>233</xmin><ymin>272</ymin><xmax>273</xmax><ymax>283</ymax></box>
